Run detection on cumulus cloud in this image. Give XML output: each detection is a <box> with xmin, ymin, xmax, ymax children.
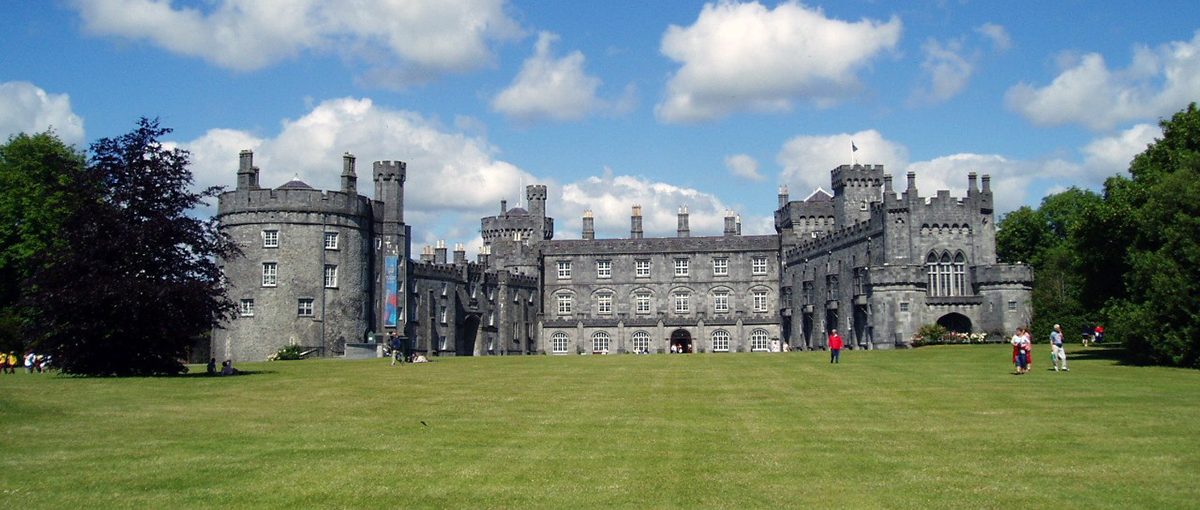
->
<box><xmin>908</xmin><ymin>37</ymin><xmax>976</xmax><ymax>107</ymax></box>
<box><xmin>1005</xmin><ymin>30</ymin><xmax>1200</xmax><ymax>131</ymax></box>
<box><xmin>1081</xmin><ymin>123</ymin><xmax>1160</xmax><ymax>176</ymax></box>
<box><xmin>0</xmin><ymin>81</ymin><xmax>86</xmax><ymax>146</ymax></box>
<box><xmin>777</xmin><ymin>130</ymin><xmax>909</xmax><ymax>194</ymax></box>
<box><xmin>70</xmin><ymin>0</ymin><xmax>523</xmax><ymax>84</ymax></box>
<box><xmin>491</xmin><ymin>32</ymin><xmax>633</xmax><ymax>123</ymax></box>
<box><xmin>975</xmin><ymin>23</ymin><xmax>1011</xmax><ymax>52</ymax></box>
<box><xmin>724</xmin><ymin>154</ymin><xmax>764</xmax><ymax>181</ymax></box>
<box><xmin>177</xmin><ymin>97</ymin><xmax>536</xmax><ymax>246</ymax></box>
<box><xmin>655</xmin><ymin>1</ymin><xmax>901</xmax><ymax>123</ymax></box>
<box><xmin>558</xmin><ymin>167</ymin><xmax>752</xmax><ymax>238</ymax></box>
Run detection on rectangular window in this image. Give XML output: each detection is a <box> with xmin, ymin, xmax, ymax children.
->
<box><xmin>674</xmin><ymin>258</ymin><xmax>689</xmax><ymax>277</ymax></box>
<box><xmin>297</xmin><ymin>298</ymin><xmax>314</xmax><ymax>317</ymax></box>
<box><xmin>324</xmin><ymin>265</ymin><xmax>338</xmax><ymax>288</ymax></box>
<box><xmin>596</xmin><ymin>260</ymin><xmax>612</xmax><ymax>279</ymax></box>
<box><xmin>674</xmin><ymin>292</ymin><xmax>690</xmax><ymax>313</ymax></box>
<box><xmin>239</xmin><ymin>299</ymin><xmax>254</xmax><ymax>317</ymax></box>
<box><xmin>801</xmin><ymin>281</ymin><xmax>814</xmax><ymax>305</ymax></box>
<box><xmin>635</xmin><ymin>293</ymin><xmax>651</xmax><ymax>314</ymax></box>
<box><xmin>441</xmin><ymin>282</ymin><xmax>448</xmax><ymax>296</ymax></box>
<box><xmin>557</xmin><ymin>260</ymin><xmax>572</xmax><ymax>279</ymax></box>
<box><xmin>753</xmin><ymin>290</ymin><xmax>768</xmax><ymax>312</ymax></box>
<box><xmin>440</xmin><ymin>306</ymin><xmax>448</xmax><ymax>323</ymax></box>
<box><xmin>714</xmin><ymin>292</ymin><xmax>729</xmax><ymax>313</ymax></box>
<box><xmin>263</xmin><ymin>230</ymin><xmax>278</xmax><ymax>248</ymax></box>
<box><xmin>488</xmin><ymin>312</ymin><xmax>495</xmax><ymax>326</ymax></box>
<box><xmin>1008</xmin><ymin>301</ymin><xmax>1017</xmax><ymax>312</ymax></box>
<box><xmin>635</xmin><ymin>259</ymin><xmax>651</xmax><ymax>278</ymax></box>
<box><xmin>597</xmin><ymin>293</ymin><xmax>612</xmax><ymax>315</ymax></box>
<box><xmin>324</xmin><ymin>232</ymin><xmax>338</xmax><ymax>250</ymax></box>
<box><xmin>826</xmin><ymin>274</ymin><xmax>839</xmax><ymax>300</ymax></box>
<box><xmin>262</xmin><ymin>262</ymin><xmax>277</xmax><ymax>287</ymax></box>
<box><xmin>900</xmin><ymin>302</ymin><xmax>910</xmax><ymax>312</ymax></box>
<box><xmin>752</xmin><ymin>257</ymin><xmax>768</xmax><ymax>275</ymax></box>
<box><xmin>558</xmin><ymin>295</ymin><xmax>573</xmax><ymax>315</ymax></box>
<box><xmin>713</xmin><ymin>258</ymin><xmax>728</xmax><ymax>276</ymax></box>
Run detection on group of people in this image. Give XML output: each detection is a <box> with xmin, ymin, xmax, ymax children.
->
<box><xmin>1</xmin><ymin>351</ymin><xmax>51</xmax><ymax>373</ymax></box>
<box><xmin>1012</xmin><ymin>324</ymin><xmax>1070</xmax><ymax>374</ymax></box>
<box><xmin>387</xmin><ymin>332</ymin><xmax>428</xmax><ymax>364</ymax></box>
<box><xmin>206</xmin><ymin>358</ymin><xmax>239</xmax><ymax>376</ymax></box>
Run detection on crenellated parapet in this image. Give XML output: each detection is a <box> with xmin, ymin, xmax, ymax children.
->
<box><xmin>784</xmin><ymin>219</ymin><xmax>883</xmax><ymax>264</ymax></box>
<box><xmin>974</xmin><ymin>264</ymin><xmax>1034</xmax><ymax>285</ymax></box>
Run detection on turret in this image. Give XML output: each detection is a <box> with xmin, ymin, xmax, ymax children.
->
<box><xmin>631</xmin><ymin>205</ymin><xmax>643</xmax><ymax>239</ymax></box>
<box><xmin>237</xmin><ymin>150</ymin><xmax>260</xmax><ymax>190</ymax></box>
<box><xmin>341</xmin><ymin>152</ymin><xmax>357</xmax><ymax>193</ymax></box>
<box><xmin>677</xmin><ymin>206</ymin><xmax>690</xmax><ymax>238</ymax></box>
<box><xmin>373</xmin><ymin>161</ymin><xmax>407</xmax><ymax>224</ymax></box>
<box><xmin>832</xmin><ymin>164</ymin><xmax>884</xmax><ymax>227</ymax></box>
<box><xmin>527</xmin><ymin>185</ymin><xmax>547</xmax><ymax>220</ymax></box>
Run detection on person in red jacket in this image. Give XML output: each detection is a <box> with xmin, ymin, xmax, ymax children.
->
<box><xmin>829</xmin><ymin>329</ymin><xmax>844</xmax><ymax>364</ymax></box>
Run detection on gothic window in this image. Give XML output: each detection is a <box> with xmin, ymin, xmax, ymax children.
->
<box><xmin>953</xmin><ymin>252</ymin><xmax>967</xmax><ymax>296</ymax></box>
<box><xmin>939</xmin><ymin>252</ymin><xmax>953</xmax><ymax>296</ymax></box>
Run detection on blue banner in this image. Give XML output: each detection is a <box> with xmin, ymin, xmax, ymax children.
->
<box><xmin>384</xmin><ymin>255</ymin><xmax>399</xmax><ymax>327</ymax></box>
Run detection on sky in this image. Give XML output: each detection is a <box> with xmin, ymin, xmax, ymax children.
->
<box><xmin>3</xmin><ymin>0</ymin><xmax>1198</xmax><ymax>256</ymax></box>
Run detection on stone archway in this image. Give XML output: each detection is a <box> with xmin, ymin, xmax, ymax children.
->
<box><xmin>937</xmin><ymin>312</ymin><xmax>972</xmax><ymax>334</ymax></box>
<box><xmin>670</xmin><ymin>329</ymin><xmax>693</xmax><ymax>353</ymax></box>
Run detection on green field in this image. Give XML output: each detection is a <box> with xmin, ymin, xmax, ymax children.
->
<box><xmin>2</xmin><ymin>345</ymin><xmax>1198</xmax><ymax>509</ymax></box>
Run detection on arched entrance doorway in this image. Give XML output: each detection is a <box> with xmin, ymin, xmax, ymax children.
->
<box><xmin>670</xmin><ymin>329</ymin><xmax>693</xmax><ymax>353</ymax></box>
<box><xmin>457</xmin><ymin>315</ymin><xmax>481</xmax><ymax>356</ymax></box>
<box><xmin>937</xmin><ymin>313</ymin><xmax>972</xmax><ymax>334</ymax></box>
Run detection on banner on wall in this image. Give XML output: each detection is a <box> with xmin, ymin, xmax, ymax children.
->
<box><xmin>384</xmin><ymin>255</ymin><xmax>399</xmax><ymax>327</ymax></box>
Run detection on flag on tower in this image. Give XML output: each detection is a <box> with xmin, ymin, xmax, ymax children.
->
<box><xmin>852</xmin><ymin>141</ymin><xmax>858</xmax><ymax>152</ymax></box>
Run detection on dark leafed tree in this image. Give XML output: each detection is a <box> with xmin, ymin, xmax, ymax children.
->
<box><xmin>25</xmin><ymin>118</ymin><xmax>240</xmax><ymax>376</ymax></box>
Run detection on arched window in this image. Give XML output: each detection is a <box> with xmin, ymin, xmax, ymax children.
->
<box><xmin>631</xmin><ymin>331</ymin><xmax>650</xmax><ymax>353</ymax></box>
<box><xmin>592</xmin><ymin>331</ymin><xmax>610</xmax><ymax>353</ymax></box>
<box><xmin>939</xmin><ymin>252</ymin><xmax>953</xmax><ymax>296</ymax></box>
<box><xmin>750</xmin><ymin>329</ymin><xmax>770</xmax><ymax>352</ymax></box>
<box><xmin>551</xmin><ymin>332</ymin><xmax>570</xmax><ymax>354</ymax></box>
<box><xmin>712</xmin><ymin>330</ymin><xmax>731</xmax><ymax>352</ymax></box>
<box><xmin>953</xmin><ymin>252</ymin><xmax>967</xmax><ymax>296</ymax></box>
<box><xmin>926</xmin><ymin>252</ymin><xmax>939</xmax><ymax>295</ymax></box>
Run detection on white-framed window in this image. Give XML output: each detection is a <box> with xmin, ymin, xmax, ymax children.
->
<box><xmin>263</xmin><ymin>230</ymin><xmax>278</xmax><ymax>248</ymax></box>
<box><xmin>324</xmin><ymin>232</ymin><xmax>338</xmax><ymax>250</ymax></box>
<box><xmin>262</xmin><ymin>262</ymin><xmax>277</xmax><ymax>287</ymax></box>
<box><xmin>557</xmin><ymin>260</ymin><xmax>572</xmax><ymax>279</ymax></box>
<box><xmin>324</xmin><ymin>265</ymin><xmax>338</xmax><ymax>288</ymax></box>
<box><xmin>635</xmin><ymin>259</ymin><xmax>650</xmax><ymax>278</ymax></box>
<box><xmin>635</xmin><ymin>292</ymin><xmax>651</xmax><ymax>314</ymax></box>
<box><xmin>713</xmin><ymin>258</ymin><xmax>728</xmax><ymax>276</ymax></box>
<box><xmin>557</xmin><ymin>294</ymin><xmax>573</xmax><ymax>315</ymax></box>
<box><xmin>750</xmin><ymin>329</ymin><xmax>769</xmax><ymax>352</ymax></box>
<box><xmin>753</xmin><ymin>257</ymin><xmax>768</xmax><ymax>275</ymax></box>
<box><xmin>297</xmin><ymin>298</ymin><xmax>314</xmax><ymax>317</ymax></box>
<box><xmin>597</xmin><ymin>293</ymin><xmax>613</xmax><ymax>315</ymax></box>
<box><xmin>596</xmin><ymin>260</ymin><xmax>612</xmax><ymax>279</ymax></box>
<box><xmin>712</xmin><ymin>330</ymin><xmax>730</xmax><ymax>352</ymax></box>
<box><xmin>753</xmin><ymin>290</ymin><xmax>768</xmax><ymax>312</ymax></box>
<box><xmin>953</xmin><ymin>252</ymin><xmax>967</xmax><ymax>296</ymax></box>
<box><xmin>239</xmin><ymin>299</ymin><xmax>254</xmax><ymax>317</ymax></box>
<box><xmin>714</xmin><ymin>291</ymin><xmax>729</xmax><ymax>313</ymax></box>
<box><xmin>674</xmin><ymin>258</ymin><xmax>689</xmax><ymax>277</ymax></box>
<box><xmin>674</xmin><ymin>292</ymin><xmax>690</xmax><ymax>313</ymax></box>
<box><xmin>632</xmin><ymin>331</ymin><xmax>650</xmax><ymax>353</ymax></box>
<box><xmin>592</xmin><ymin>331</ymin><xmax>610</xmax><ymax>353</ymax></box>
<box><xmin>551</xmin><ymin>332</ymin><xmax>570</xmax><ymax>354</ymax></box>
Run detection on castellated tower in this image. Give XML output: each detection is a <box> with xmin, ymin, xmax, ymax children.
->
<box><xmin>832</xmin><ymin>164</ymin><xmax>884</xmax><ymax>228</ymax></box>
<box><xmin>480</xmin><ymin>184</ymin><xmax>554</xmax><ymax>277</ymax></box>
<box><xmin>371</xmin><ymin>160</ymin><xmax>411</xmax><ymax>342</ymax></box>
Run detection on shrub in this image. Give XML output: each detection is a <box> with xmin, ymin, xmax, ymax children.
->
<box><xmin>268</xmin><ymin>345</ymin><xmax>306</xmax><ymax>361</ymax></box>
<box><xmin>911</xmin><ymin>324</ymin><xmax>988</xmax><ymax>347</ymax></box>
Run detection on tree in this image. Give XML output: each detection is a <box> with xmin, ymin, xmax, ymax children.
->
<box><xmin>0</xmin><ymin>132</ymin><xmax>88</xmax><ymax>354</ymax></box>
<box><xmin>24</xmin><ymin>118</ymin><xmax>239</xmax><ymax>376</ymax></box>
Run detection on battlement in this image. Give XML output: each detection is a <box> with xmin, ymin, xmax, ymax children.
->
<box><xmin>373</xmin><ymin>160</ymin><xmax>407</xmax><ymax>182</ymax></box>
<box><xmin>974</xmin><ymin>264</ymin><xmax>1034</xmax><ymax>285</ymax></box>
<box><xmin>831</xmin><ymin>164</ymin><xmax>885</xmax><ymax>189</ymax></box>
<box><xmin>784</xmin><ymin>219</ymin><xmax>882</xmax><ymax>263</ymax></box>
<box><xmin>526</xmin><ymin>184</ymin><xmax>548</xmax><ymax>201</ymax></box>
<box><xmin>217</xmin><ymin>187</ymin><xmax>372</xmax><ymax>219</ymax></box>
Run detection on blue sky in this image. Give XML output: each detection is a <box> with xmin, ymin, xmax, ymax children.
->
<box><xmin>3</xmin><ymin>0</ymin><xmax>1198</xmax><ymax>255</ymax></box>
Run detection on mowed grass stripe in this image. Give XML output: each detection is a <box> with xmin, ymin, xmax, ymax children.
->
<box><xmin>1</xmin><ymin>344</ymin><xmax>1198</xmax><ymax>509</ymax></box>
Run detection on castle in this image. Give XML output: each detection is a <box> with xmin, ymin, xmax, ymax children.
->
<box><xmin>212</xmin><ymin>152</ymin><xmax>1032</xmax><ymax>361</ymax></box>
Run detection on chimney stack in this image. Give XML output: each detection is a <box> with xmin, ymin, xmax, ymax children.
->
<box><xmin>631</xmin><ymin>205</ymin><xmax>643</xmax><ymax>239</ymax></box>
<box><xmin>582</xmin><ymin>210</ymin><xmax>595</xmax><ymax>240</ymax></box>
<box><xmin>677</xmin><ymin>206</ymin><xmax>690</xmax><ymax>238</ymax></box>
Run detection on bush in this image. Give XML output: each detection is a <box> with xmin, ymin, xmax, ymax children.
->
<box><xmin>268</xmin><ymin>345</ymin><xmax>306</xmax><ymax>361</ymax></box>
<box><xmin>911</xmin><ymin>324</ymin><xmax>989</xmax><ymax>347</ymax></box>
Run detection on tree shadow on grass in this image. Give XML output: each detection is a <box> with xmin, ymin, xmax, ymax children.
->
<box><xmin>1069</xmin><ymin>345</ymin><xmax>1134</xmax><ymax>364</ymax></box>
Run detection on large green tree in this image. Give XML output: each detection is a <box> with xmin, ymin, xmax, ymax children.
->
<box><xmin>24</xmin><ymin>118</ymin><xmax>239</xmax><ymax>376</ymax></box>
<box><xmin>0</xmin><ymin>132</ymin><xmax>89</xmax><ymax>354</ymax></box>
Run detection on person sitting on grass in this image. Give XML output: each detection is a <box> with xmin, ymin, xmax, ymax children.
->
<box><xmin>220</xmin><ymin>360</ymin><xmax>240</xmax><ymax>376</ymax></box>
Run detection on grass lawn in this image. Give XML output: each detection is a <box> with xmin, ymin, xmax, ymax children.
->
<box><xmin>2</xmin><ymin>344</ymin><xmax>1199</xmax><ymax>509</ymax></box>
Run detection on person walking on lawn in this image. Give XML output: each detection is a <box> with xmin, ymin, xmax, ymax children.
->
<box><xmin>829</xmin><ymin>329</ymin><xmax>844</xmax><ymax>364</ymax></box>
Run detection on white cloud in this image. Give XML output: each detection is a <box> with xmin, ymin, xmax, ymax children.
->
<box><xmin>724</xmin><ymin>154</ymin><xmax>764</xmax><ymax>181</ymax></box>
<box><xmin>0</xmin><ymin>81</ymin><xmax>86</xmax><ymax>146</ymax></box>
<box><xmin>70</xmin><ymin>0</ymin><xmax>523</xmax><ymax>84</ymax></box>
<box><xmin>1005</xmin><ymin>30</ymin><xmax>1200</xmax><ymax>131</ymax></box>
<box><xmin>975</xmin><ymin>23</ymin><xmax>1011</xmax><ymax>52</ymax></box>
<box><xmin>1081</xmin><ymin>123</ymin><xmax>1160</xmax><ymax>176</ymax></box>
<box><xmin>178</xmin><ymin>97</ymin><xmax>536</xmax><ymax>246</ymax></box>
<box><xmin>491</xmin><ymin>32</ymin><xmax>631</xmax><ymax>123</ymax></box>
<box><xmin>655</xmin><ymin>1</ymin><xmax>901</xmax><ymax>123</ymax></box>
<box><xmin>777</xmin><ymin>130</ymin><xmax>909</xmax><ymax>193</ymax></box>
<box><xmin>908</xmin><ymin>37</ymin><xmax>975</xmax><ymax>107</ymax></box>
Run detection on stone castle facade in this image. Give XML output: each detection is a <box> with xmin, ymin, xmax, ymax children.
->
<box><xmin>213</xmin><ymin>152</ymin><xmax>1032</xmax><ymax>361</ymax></box>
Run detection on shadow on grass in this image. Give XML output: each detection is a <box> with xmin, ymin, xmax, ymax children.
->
<box><xmin>178</xmin><ymin>370</ymin><xmax>277</xmax><ymax>378</ymax></box>
<box><xmin>1068</xmin><ymin>345</ymin><xmax>1134</xmax><ymax>364</ymax></box>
